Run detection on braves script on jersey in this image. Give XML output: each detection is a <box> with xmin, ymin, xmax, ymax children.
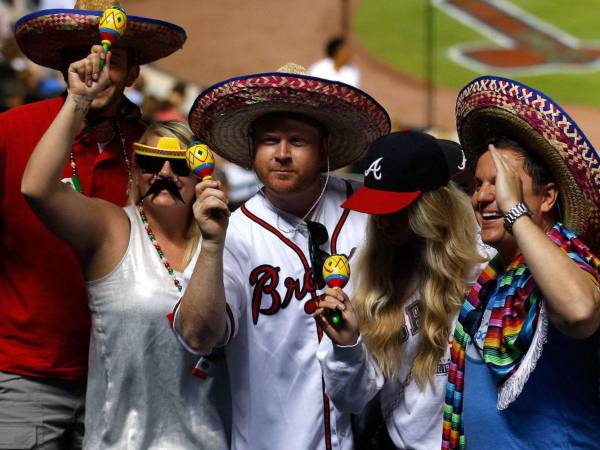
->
<box><xmin>201</xmin><ymin>177</ymin><xmax>365</xmax><ymax>450</ymax></box>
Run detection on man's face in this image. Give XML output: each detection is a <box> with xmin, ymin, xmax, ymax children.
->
<box><xmin>472</xmin><ymin>148</ymin><xmax>549</xmax><ymax>252</ymax></box>
<box><xmin>252</xmin><ymin>115</ymin><xmax>326</xmax><ymax>197</ymax></box>
<box><xmin>89</xmin><ymin>48</ymin><xmax>139</xmax><ymax>113</ymax></box>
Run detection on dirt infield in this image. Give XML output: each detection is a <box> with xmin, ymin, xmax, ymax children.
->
<box><xmin>125</xmin><ymin>0</ymin><xmax>600</xmax><ymax>147</ymax></box>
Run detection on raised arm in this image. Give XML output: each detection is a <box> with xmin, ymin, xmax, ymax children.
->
<box><xmin>178</xmin><ymin>179</ymin><xmax>231</xmax><ymax>354</ymax></box>
<box><xmin>491</xmin><ymin>146</ymin><xmax>600</xmax><ymax>339</ymax></box>
<box><xmin>21</xmin><ymin>47</ymin><xmax>126</xmax><ymax>266</ymax></box>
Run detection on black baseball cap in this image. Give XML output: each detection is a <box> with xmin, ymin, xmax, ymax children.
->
<box><xmin>342</xmin><ymin>131</ymin><xmax>466</xmax><ymax>214</ymax></box>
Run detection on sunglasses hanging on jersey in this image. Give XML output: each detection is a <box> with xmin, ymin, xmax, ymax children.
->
<box><xmin>306</xmin><ymin>221</ymin><xmax>330</xmax><ymax>285</ymax></box>
<box><xmin>307</xmin><ymin>220</ymin><xmax>348</xmax><ymax>327</ymax></box>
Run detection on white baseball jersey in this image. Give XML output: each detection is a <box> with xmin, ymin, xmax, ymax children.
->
<box><xmin>215</xmin><ymin>176</ymin><xmax>366</xmax><ymax>450</ymax></box>
<box><xmin>317</xmin><ymin>290</ymin><xmax>451</xmax><ymax>450</ymax></box>
<box><xmin>317</xmin><ymin>244</ymin><xmax>493</xmax><ymax>450</ymax></box>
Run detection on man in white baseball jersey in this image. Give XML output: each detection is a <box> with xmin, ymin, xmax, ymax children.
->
<box><xmin>174</xmin><ymin>63</ymin><xmax>390</xmax><ymax>449</ymax></box>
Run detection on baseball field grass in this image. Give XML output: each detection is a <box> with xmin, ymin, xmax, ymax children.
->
<box><xmin>354</xmin><ymin>0</ymin><xmax>600</xmax><ymax>107</ymax></box>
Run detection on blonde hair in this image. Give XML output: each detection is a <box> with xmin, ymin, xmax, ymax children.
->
<box><xmin>353</xmin><ymin>182</ymin><xmax>485</xmax><ymax>388</ymax></box>
<box><xmin>130</xmin><ymin>120</ymin><xmax>199</xmax><ymax>268</ymax></box>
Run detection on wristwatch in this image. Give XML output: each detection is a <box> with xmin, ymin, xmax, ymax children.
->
<box><xmin>503</xmin><ymin>202</ymin><xmax>533</xmax><ymax>233</ymax></box>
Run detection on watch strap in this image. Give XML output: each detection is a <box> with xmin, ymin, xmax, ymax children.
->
<box><xmin>503</xmin><ymin>202</ymin><xmax>533</xmax><ymax>233</ymax></box>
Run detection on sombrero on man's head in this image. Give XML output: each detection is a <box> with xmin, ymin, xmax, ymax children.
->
<box><xmin>188</xmin><ymin>63</ymin><xmax>391</xmax><ymax>171</ymax></box>
<box><xmin>457</xmin><ymin>75</ymin><xmax>600</xmax><ymax>250</ymax></box>
<box><xmin>14</xmin><ymin>0</ymin><xmax>186</xmax><ymax>71</ymax></box>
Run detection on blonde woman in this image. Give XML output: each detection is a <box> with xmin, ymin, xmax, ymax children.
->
<box><xmin>316</xmin><ymin>131</ymin><xmax>488</xmax><ymax>449</ymax></box>
<box><xmin>21</xmin><ymin>51</ymin><xmax>229</xmax><ymax>449</ymax></box>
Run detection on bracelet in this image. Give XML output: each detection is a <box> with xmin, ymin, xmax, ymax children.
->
<box><xmin>503</xmin><ymin>202</ymin><xmax>533</xmax><ymax>233</ymax></box>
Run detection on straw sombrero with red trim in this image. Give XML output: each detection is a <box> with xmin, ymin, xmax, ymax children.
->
<box><xmin>188</xmin><ymin>63</ymin><xmax>391</xmax><ymax>171</ymax></box>
<box><xmin>457</xmin><ymin>75</ymin><xmax>600</xmax><ymax>250</ymax></box>
<box><xmin>14</xmin><ymin>0</ymin><xmax>186</xmax><ymax>71</ymax></box>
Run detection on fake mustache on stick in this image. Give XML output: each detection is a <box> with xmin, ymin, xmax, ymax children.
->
<box><xmin>141</xmin><ymin>177</ymin><xmax>184</xmax><ymax>203</ymax></box>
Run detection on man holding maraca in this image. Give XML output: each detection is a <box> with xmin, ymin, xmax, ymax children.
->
<box><xmin>0</xmin><ymin>1</ymin><xmax>185</xmax><ymax>446</ymax></box>
<box><xmin>175</xmin><ymin>63</ymin><xmax>390</xmax><ymax>449</ymax></box>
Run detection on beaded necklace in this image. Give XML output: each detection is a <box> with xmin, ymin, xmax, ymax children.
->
<box><xmin>69</xmin><ymin>120</ymin><xmax>132</xmax><ymax>194</ymax></box>
<box><xmin>137</xmin><ymin>202</ymin><xmax>183</xmax><ymax>293</ymax></box>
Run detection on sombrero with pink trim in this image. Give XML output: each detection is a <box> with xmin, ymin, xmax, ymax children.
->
<box><xmin>188</xmin><ymin>63</ymin><xmax>391</xmax><ymax>171</ymax></box>
<box><xmin>457</xmin><ymin>75</ymin><xmax>600</xmax><ymax>250</ymax></box>
<box><xmin>14</xmin><ymin>0</ymin><xmax>186</xmax><ymax>71</ymax></box>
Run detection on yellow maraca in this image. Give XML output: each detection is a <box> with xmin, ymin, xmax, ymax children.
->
<box><xmin>322</xmin><ymin>254</ymin><xmax>351</xmax><ymax>326</ymax></box>
<box><xmin>186</xmin><ymin>141</ymin><xmax>216</xmax><ymax>180</ymax></box>
<box><xmin>98</xmin><ymin>6</ymin><xmax>127</xmax><ymax>71</ymax></box>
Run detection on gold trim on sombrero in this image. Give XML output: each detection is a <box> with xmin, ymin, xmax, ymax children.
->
<box><xmin>456</xmin><ymin>76</ymin><xmax>600</xmax><ymax>251</ymax></box>
<box><xmin>276</xmin><ymin>63</ymin><xmax>308</xmax><ymax>75</ymax></box>
<box><xmin>75</xmin><ymin>0</ymin><xmax>119</xmax><ymax>9</ymax></box>
<box><xmin>188</xmin><ymin>63</ymin><xmax>390</xmax><ymax>171</ymax></box>
<box><xmin>14</xmin><ymin>0</ymin><xmax>186</xmax><ymax>70</ymax></box>
<box><xmin>134</xmin><ymin>138</ymin><xmax>186</xmax><ymax>159</ymax></box>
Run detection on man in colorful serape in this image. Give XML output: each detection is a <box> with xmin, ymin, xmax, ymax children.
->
<box><xmin>442</xmin><ymin>76</ymin><xmax>600</xmax><ymax>449</ymax></box>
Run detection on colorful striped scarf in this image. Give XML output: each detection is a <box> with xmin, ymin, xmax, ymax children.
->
<box><xmin>442</xmin><ymin>223</ymin><xmax>600</xmax><ymax>450</ymax></box>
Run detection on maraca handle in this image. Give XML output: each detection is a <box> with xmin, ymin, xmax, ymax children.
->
<box><xmin>328</xmin><ymin>286</ymin><xmax>345</xmax><ymax>327</ymax></box>
<box><xmin>327</xmin><ymin>309</ymin><xmax>343</xmax><ymax>327</ymax></box>
<box><xmin>98</xmin><ymin>42</ymin><xmax>110</xmax><ymax>71</ymax></box>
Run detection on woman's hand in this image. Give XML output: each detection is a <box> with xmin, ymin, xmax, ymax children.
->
<box><xmin>193</xmin><ymin>179</ymin><xmax>230</xmax><ymax>248</ymax></box>
<box><xmin>314</xmin><ymin>287</ymin><xmax>360</xmax><ymax>346</ymax></box>
<box><xmin>67</xmin><ymin>45</ymin><xmax>111</xmax><ymax>101</ymax></box>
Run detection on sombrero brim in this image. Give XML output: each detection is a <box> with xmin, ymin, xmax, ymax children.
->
<box><xmin>188</xmin><ymin>72</ymin><xmax>391</xmax><ymax>171</ymax></box>
<box><xmin>457</xmin><ymin>76</ymin><xmax>600</xmax><ymax>250</ymax></box>
<box><xmin>15</xmin><ymin>9</ymin><xmax>186</xmax><ymax>70</ymax></box>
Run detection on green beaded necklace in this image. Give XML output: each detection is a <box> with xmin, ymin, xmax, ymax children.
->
<box><xmin>137</xmin><ymin>202</ymin><xmax>183</xmax><ymax>293</ymax></box>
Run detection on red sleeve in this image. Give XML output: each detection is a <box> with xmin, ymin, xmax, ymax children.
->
<box><xmin>0</xmin><ymin>111</ymin><xmax>7</xmax><ymax>215</ymax></box>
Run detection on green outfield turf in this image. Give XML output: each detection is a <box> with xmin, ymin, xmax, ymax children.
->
<box><xmin>354</xmin><ymin>0</ymin><xmax>600</xmax><ymax>108</ymax></box>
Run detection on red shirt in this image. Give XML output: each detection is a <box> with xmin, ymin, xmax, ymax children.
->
<box><xmin>0</xmin><ymin>96</ymin><xmax>145</xmax><ymax>380</ymax></box>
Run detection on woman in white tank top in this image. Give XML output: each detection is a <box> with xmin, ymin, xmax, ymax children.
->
<box><xmin>21</xmin><ymin>50</ymin><xmax>230</xmax><ymax>449</ymax></box>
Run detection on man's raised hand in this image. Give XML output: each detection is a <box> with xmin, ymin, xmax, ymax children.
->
<box><xmin>67</xmin><ymin>45</ymin><xmax>111</xmax><ymax>101</ymax></box>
